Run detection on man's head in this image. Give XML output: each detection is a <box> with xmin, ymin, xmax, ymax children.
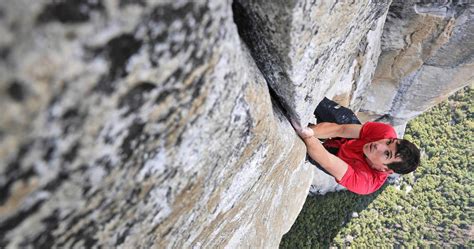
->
<box><xmin>363</xmin><ymin>138</ymin><xmax>420</xmax><ymax>174</ymax></box>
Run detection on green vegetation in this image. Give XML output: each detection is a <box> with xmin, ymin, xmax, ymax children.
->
<box><xmin>281</xmin><ymin>86</ymin><xmax>473</xmax><ymax>248</ymax></box>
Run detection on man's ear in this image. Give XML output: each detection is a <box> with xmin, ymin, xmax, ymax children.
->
<box><xmin>382</xmin><ymin>164</ymin><xmax>394</xmax><ymax>174</ymax></box>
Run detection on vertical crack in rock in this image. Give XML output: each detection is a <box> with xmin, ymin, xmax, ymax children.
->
<box><xmin>232</xmin><ymin>0</ymin><xmax>394</xmax><ymax>125</ymax></box>
<box><xmin>9</xmin><ymin>0</ymin><xmax>471</xmax><ymax>247</ymax></box>
<box><xmin>231</xmin><ymin>0</ymin><xmax>296</xmax><ymax>122</ymax></box>
<box><xmin>385</xmin><ymin>70</ymin><xmax>420</xmax><ymax>125</ymax></box>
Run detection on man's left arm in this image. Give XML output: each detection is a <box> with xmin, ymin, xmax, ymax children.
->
<box><xmin>296</xmin><ymin>127</ymin><xmax>348</xmax><ymax>181</ymax></box>
<box><xmin>309</xmin><ymin>122</ymin><xmax>362</xmax><ymax>139</ymax></box>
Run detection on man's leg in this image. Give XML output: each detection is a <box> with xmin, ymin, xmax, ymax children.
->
<box><xmin>314</xmin><ymin>97</ymin><xmax>361</xmax><ymax>125</ymax></box>
<box><xmin>308</xmin><ymin>97</ymin><xmax>361</xmax><ymax>174</ymax></box>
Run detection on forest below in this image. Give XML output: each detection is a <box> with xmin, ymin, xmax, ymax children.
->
<box><xmin>281</xmin><ymin>86</ymin><xmax>473</xmax><ymax>248</ymax></box>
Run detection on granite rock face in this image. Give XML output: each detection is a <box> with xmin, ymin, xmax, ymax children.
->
<box><xmin>0</xmin><ymin>0</ymin><xmax>312</xmax><ymax>248</ymax></box>
<box><xmin>233</xmin><ymin>0</ymin><xmax>392</xmax><ymax>126</ymax></box>
<box><xmin>1</xmin><ymin>0</ymin><xmax>473</xmax><ymax>247</ymax></box>
<box><xmin>356</xmin><ymin>0</ymin><xmax>474</xmax><ymax>129</ymax></box>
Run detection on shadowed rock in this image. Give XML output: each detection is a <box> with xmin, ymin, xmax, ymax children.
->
<box><xmin>233</xmin><ymin>0</ymin><xmax>392</xmax><ymax>125</ymax></box>
<box><xmin>0</xmin><ymin>0</ymin><xmax>471</xmax><ymax>247</ymax></box>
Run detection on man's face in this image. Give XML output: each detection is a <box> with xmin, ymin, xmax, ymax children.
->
<box><xmin>363</xmin><ymin>138</ymin><xmax>402</xmax><ymax>173</ymax></box>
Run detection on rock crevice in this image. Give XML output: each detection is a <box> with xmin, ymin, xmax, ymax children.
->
<box><xmin>0</xmin><ymin>0</ymin><xmax>472</xmax><ymax>248</ymax></box>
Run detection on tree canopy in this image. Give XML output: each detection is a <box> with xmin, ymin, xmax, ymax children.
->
<box><xmin>281</xmin><ymin>86</ymin><xmax>473</xmax><ymax>248</ymax></box>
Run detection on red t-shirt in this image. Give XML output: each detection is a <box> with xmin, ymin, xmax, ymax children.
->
<box><xmin>323</xmin><ymin>122</ymin><xmax>397</xmax><ymax>195</ymax></box>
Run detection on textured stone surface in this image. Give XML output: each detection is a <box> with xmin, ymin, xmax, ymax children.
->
<box><xmin>325</xmin><ymin>4</ymin><xmax>390</xmax><ymax>109</ymax></box>
<box><xmin>1</xmin><ymin>0</ymin><xmax>473</xmax><ymax>247</ymax></box>
<box><xmin>233</xmin><ymin>0</ymin><xmax>392</xmax><ymax>126</ymax></box>
<box><xmin>357</xmin><ymin>0</ymin><xmax>474</xmax><ymax>127</ymax></box>
<box><xmin>308</xmin><ymin>164</ymin><xmax>346</xmax><ymax>196</ymax></box>
<box><xmin>0</xmin><ymin>0</ymin><xmax>312</xmax><ymax>248</ymax></box>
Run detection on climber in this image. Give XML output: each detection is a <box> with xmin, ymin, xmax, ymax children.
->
<box><xmin>292</xmin><ymin>98</ymin><xmax>420</xmax><ymax>195</ymax></box>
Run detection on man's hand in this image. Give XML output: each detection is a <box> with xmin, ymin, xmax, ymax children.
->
<box><xmin>290</xmin><ymin>119</ymin><xmax>314</xmax><ymax>139</ymax></box>
<box><xmin>291</xmin><ymin>119</ymin><xmax>348</xmax><ymax>181</ymax></box>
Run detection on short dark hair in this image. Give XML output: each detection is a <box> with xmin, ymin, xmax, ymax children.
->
<box><xmin>387</xmin><ymin>139</ymin><xmax>420</xmax><ymax>174</ymax></box>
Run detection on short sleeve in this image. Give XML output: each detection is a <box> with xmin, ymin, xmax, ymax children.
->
<box><xmin>337</xmin><ymin>166</ymin><xmax>384</xmax><ymax>195</ymax></box>
<box><xmin>359</xmin><ymin>122</ymin><xmax>397</xmax><ymax>141</ymax></box>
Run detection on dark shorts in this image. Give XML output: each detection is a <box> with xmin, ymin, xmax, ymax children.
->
<box><xmin>314</xmin><ymin>97</ymin><xmax>361</xmax><ymax>125</ymax></box>
<box><xmin>309</xmin><ymin>97</ymin><xmax>361</xmax><ymax>174</ymax></box>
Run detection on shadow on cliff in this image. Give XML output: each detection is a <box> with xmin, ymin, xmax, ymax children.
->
<box><xmin>280</xmin><ymin>185</ymin><xmax>386</xmax><ymax>248</ymax></box>
<box><xmin>232</xmin><ymin>1</ymin><xmax>387</xmax><ymax>246</ymax></box>
<box><xmin>232</xmin><ymin>0</ymin><xmax>299</xmax><ymax>121</ymax></box>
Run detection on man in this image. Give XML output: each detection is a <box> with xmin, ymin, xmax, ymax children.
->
<box><xmin>292</xmin><ymin>100</ymin><xmax>420</xmax><ymax>195</ymax></box>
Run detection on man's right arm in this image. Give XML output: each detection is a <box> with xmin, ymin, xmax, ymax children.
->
<box><xmin>309</xmin><ymin>122</ymin><xmax>362</xmax><ymax>139</ymax></box>
<box><xmin>291</xmin><ymin>123</ymin><xmax>349</xmax><ymax>181</ymax></box>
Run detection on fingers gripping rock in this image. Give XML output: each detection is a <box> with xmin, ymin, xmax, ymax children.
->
<box><xmin>290</xmin><ymin>119</ymin><xmax>313</xmax><ymax>139</ymax></box>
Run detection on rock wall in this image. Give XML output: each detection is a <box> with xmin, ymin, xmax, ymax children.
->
<box><xmin>0</xmin><ymin>0</ymin><xmax>312</xmax><ymax>248</ymax></box>
<box><xmin>356</xmin><ymin>0</ymin><xmax>474</xmax><ymax>131</ymax></box>
<box><xmin>233</xmin><ymin>0</ymin><xmax>392</xmax><ymax>126</ymax></box>
<box><xmin>0</xmin><ymin>0</ymin><xmax>472</xmax><ymax>248</ymax></box>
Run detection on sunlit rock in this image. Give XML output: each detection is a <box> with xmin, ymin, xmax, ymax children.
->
<box><xmin>233</xmin><ymin>0</ymin><xmax>392</xmax><ymax>125</ymax></box>
<box><xmin>357</xmin><ymin>0</ymin><xmax>473</xmax><ymax>128</ymax></box>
